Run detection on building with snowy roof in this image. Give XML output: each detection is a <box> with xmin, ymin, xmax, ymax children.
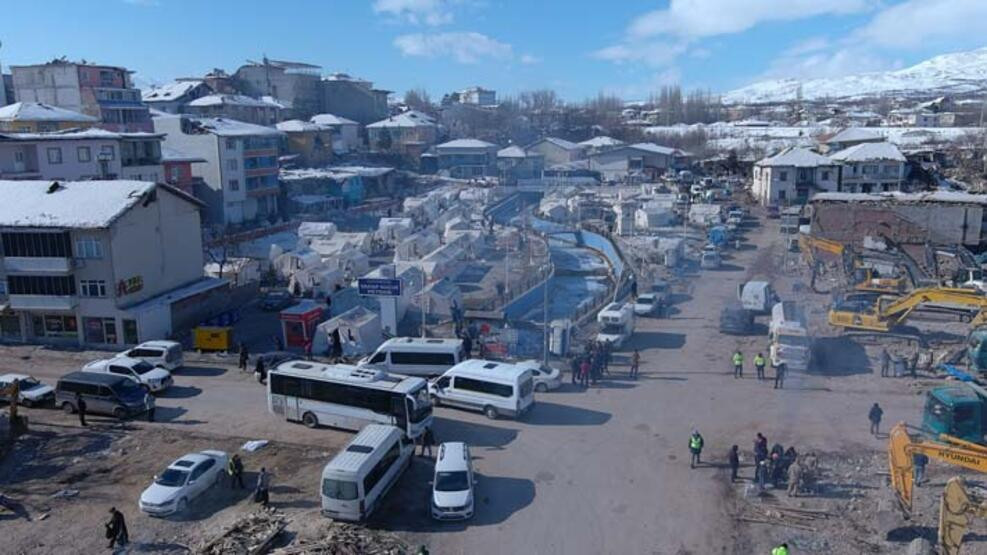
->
<box><xmin>828</xmin><ymin>142</ymin><xmax>907</xmax><ymax>194</ymax></box>
<box><xmin>497</xmin><ymin>145</ymin><xmax>544</xmax><ymax>183</ymax></box>
<box><xmin>310</xmin><ymin>113</ymin><xmax>361</xmax><ymax>153</ymax></box>
<box><xmin>141</xmin><ymin>80</ymin><xmax>214</xmax><ymax>114</ymax></box>
<box><xmin>276</xmin><ymin>119</ymin><xmax>334</xmax><ymax>167</ymax></box>
<box><xmin>366</xmin><ymin>110</ymin><xmax>438</xmax><ymax>156</ymax></box>
<box><xmin>433</xmin><ymin>138</ymin><xmax>499</xmax><ymax>178</ymax></box>
<box><xmin>0</xmin><ymin>179</ymin><xmax>226</xmax><ymax>346</ymax></box>
<box><xmin>578</xmin><ymin>135</ymin><xmax>625</xmax><ymax>155</ymax></box>
<box><xmin>752</xmin><ymin>147</ymin><xmax>839</xmax><ymax>206</ymax></box>
<box><xmin>0</xmin><ymin>102</ymin><xmax>99</xmax><ymax>133</ymax></box>
<box><xmin>154</xmin><ymin>115</ymin><xmax>283</xmax><ymax>225</ymax></box>
<box><xmin>586</xmin><ymin>142</ymin><xmax>689</xmax><ymax>184</ymax></box>
<box><xmin>184</xmin><ymin>94</ymin><xmax>283</xmax><ymax>126</ymax></box>
<box><xmin>823</xmin><ymin>127</ymin><xmax>885</xmax><ymax>152</ymax></box>
<box><xmin>525</xmin><ymin>137</ymin><xmax>585</xmax><ymax>167</ymax></box>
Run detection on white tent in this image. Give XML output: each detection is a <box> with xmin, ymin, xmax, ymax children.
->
<box><xmin>312</xmin><ymin>306</ymin><xmax>383</xmax><ymax>357</ymax></box>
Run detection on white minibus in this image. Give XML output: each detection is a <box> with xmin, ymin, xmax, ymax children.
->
<box><xmin>429</xmin><ymin>359</ymin><xmax>534</xmax><ymax>420</ymax></box>
<box><xmin>359</xmin><ymin>337</ymin><xmax>466</xmax><ymax>377</ymax></box>
<box><xmin>321</xmin><ymin>424</ymin><xmax>413</xmax><ymax>521</ymax></box>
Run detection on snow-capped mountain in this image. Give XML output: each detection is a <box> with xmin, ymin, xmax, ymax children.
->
<box><xmin>723</xmin><ymin>47</ymin><xmax>987</xmax><ymax>104</ymax></box>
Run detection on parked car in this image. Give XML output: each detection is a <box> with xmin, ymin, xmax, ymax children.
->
<box><xmin>118</xmin><ymin>340</ymin><xmax>184</xmax><ymax>371</ymax></box>
<box><xmin>719</xmin><ymin>305</ymin><xmax>755</xmax><ymax>335</ymax></box>
<box><xmin>260</xmin><ymin>289</ymin><xmax>296</xmax><ymax>311</ymax></box>
<box><xmin>0</xmin><ymin>373</ymin><xmax>55</xmax><ymax>407</ymax></box>
<box><xmin>766</xmin><ymin>205</ymin><xmax>780</xmax><ymax>219</ymax></box>
<box><xmin>56</xmin><ymin>372</ymin><xmax>154</xmax><ymax>419</ymax></box>
<box><xmin>700</xmin><ymin>250</ymin><xmax>722</xmax><ymax>270</ymax></box>
<box><xmin>82</xmin><ymin>356</ymin><xmax>172</xmax><ymax>393</ymax></box>
<box><xmin>431</xmin><ymin>442</ymin><xmax>475</xmax><ymax>520</ymax></box>
<box><xmin>514</xmin><ymin>360</ymin><xmax>562</xmax><ymax>392</ymax></box>
<box><xmin>139</xmin><ymin>450</ymin><xmax>229</xmax><ymax>516</ymax></box>
<box><xmin>633</xmin><ymin>293</ymin><xmax>663</xmax><ymax>317</ymax></box>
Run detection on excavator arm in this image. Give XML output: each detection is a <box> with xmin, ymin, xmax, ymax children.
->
<box><xmin>939</xmin><ymin>477</ymin><xmax>987</xmax><ymax>555</ymax></box>
<box><xmin>888</xmin><ymin>422</ymin><xmax>987</xmax><ymax>512</ymax></box>
<box><xmin>876</xmin><ymin>288</ymin><xmax>987</xmax><ymax>330</ymax></box>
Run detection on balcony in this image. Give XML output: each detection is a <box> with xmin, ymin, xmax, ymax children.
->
<box><xmin>4</xmin><ymin>257</ymin><xmax>74</xmax><ymax>273</ymax></box>
<box><xmin>8</xmin><ymin>295</ymin><xmax>78</xmax><ymax>311</ymax></box>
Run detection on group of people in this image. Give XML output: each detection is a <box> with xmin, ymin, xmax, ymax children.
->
<box><xmin>569</xmin><ymin>340</ymin><xmax>615</xmax><ymax>388</ymax></box>
<box><xmin>691</xmin><ymin>430</ymin><xmax>814</xmax><ymax>497</ymax></box>
<box><xmin>732</xmin><ymin>350</ymin><xmax>786</xmax><ymax>389</ymax></box>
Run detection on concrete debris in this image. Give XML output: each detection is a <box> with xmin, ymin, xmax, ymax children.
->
<box><xmin>272</xmin><ymin>522</ymin><xmax>409</xmax><ymax>555</ymax></box>
<box><xmin>242</xmin><ymin>440</ymin><xmax>270</xmax><ymax>452</ymax></box>
<box><xmin>906</xmin><ymin>537</ymin><xmax>934</xmax><ymax>555</ymax></box>
<box><xmin>197</xmin><ymin>510</ymin><xmax>287</xmax><ymax>555</ymax></box>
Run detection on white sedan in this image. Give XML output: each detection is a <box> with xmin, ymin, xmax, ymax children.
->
<box><xmin>0</xmin><ymin>373</ymin><xmax>55</xmax><ymax>407</ymax></box>
<box><xmin>139</xmin><ymin>450</ymin><xmax>228</xmax><ymax>516</ymax></box>
<box><xmin>515</xmin><ymin>360</ymin><xmax>562</xmax><ymax>392</ymax></box>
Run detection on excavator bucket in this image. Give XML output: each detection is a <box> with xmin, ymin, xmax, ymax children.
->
<box><xmin>939</xmin><ymin>477</ymin><xmax>973</xmax><ymax>555</ymax></box>
<box><xmin>888</xmin><ymin>422</ymin><xmax>915</xmax><ymax>512</ymax></box>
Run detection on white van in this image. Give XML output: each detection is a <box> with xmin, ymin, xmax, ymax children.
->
<box><xmin>320</xmin><ymin>424</ymin><xmax>414</xmax><ymax>521</ymax></box>
<box><xmin>359</xmin><ymin>337</ymin><xmax>466</xmax><ymax>377</ymax></box>
<box><xmin>597</xmin><ymin>302</ymin><xmax>635</xmax><ymax>348</ymax></box>
<box><xmin>118</xmin><ymin>340</ymin><xmax>184</xmax><ymax>371</ymax></box>
<box><xmin>429</xmin><ymin>359</ymin><xmax>534</xmax><ymax>420</ymax></box>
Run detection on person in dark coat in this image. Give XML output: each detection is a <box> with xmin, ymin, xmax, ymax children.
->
<box><xmin>325</xmin><ymin>295</ymin><xmax>333</xmax><ymax>318</ymax></box>
<box><xmin>238</xmin><ymin>343</ymin><xmax>249</xmax><ymax>371</ymax></box>
<box><xmin>774</xmin><ymin>362</ymin><xmax>787</xmax><ymax>389</ymax></box>
<box><xmin>880</xmin><ymin>348</ymin><xmax>891</xmax><ymax>378</ymax></box>
<box><xmin>255</xmin><ymin>357</ymin><xmax>267</xmax><ymax>384</ymax></box>
<box><xmin>753</xmin><ymin>433</ymin><xmax>768</xmax><ymax>465</ymax></box>
<box><xmin>105</xmin><ymin>507</ymin><xmax>128</xmax><ymax>548</ymax></box>
<box><xmin>728</xmin><ymin>445</ymin><xmax>740</xmax><ymax>482</ymax></box>
<box><xmin>255</xmin><ymin>468</ymin><xmax>271</xmax><ymax>506</ymax></box>
<box><xmin>570</xmin><ymin>357</ymin><xmax>581</xmax><ymax>385</ymax></box>
<box><xmin>869</xmin><ymin>402</ymin><xmax>884</xmax><ymax>436</ymax></box>
<box><xmin>76</xmin><ymin>393</ymin><xmax>87</xmax><ymax>427</ymax></box>
<box><xmin>462</xmin><ymin>334</ymin><xmax>473</xmax><ymax>359</ymax></box>
<box><xmin>419</xmin><ymin>427</ymin><xmax>436</xmax><ymax>457</ymax></box>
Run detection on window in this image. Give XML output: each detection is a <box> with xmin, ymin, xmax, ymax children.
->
<box><xmin>228</xmin><ymin>179</ymin><xmax>240</xmax><ymax>191</ymax></box>
<box><xmin>100</xmin><ymin>145</ymin><xmax>115</xmax><ymax>160</ymax></box>
<box><xmin>454</xmin><ymin>376</ymin><xmax>513</xmax><ymax>397</ymax></box>
<box><xmin>79</xmin><ymin>280</ymin><xmax>107</xmax><ymax>297</ymax></box>
<box><xmin>362</xmin><ymin>442</ymin><xmax>401</xmax><ymax>495</ymax></box>
<box><xmin>168</xmin><ymin>166</ymin><xmax>181</xmax><ymax>182</ymax></box>
<box><xmin>323</xmin><ymin>479</ymin><xmax>359</xmax><ymax>500</ymax></box>
<box><xmin>0</xmin><ymin>280</ymin><xmax>6</xmax><ymax>295</ymax></box>
<box><xmin>2</xmin><ymin>232</ymin><xmax>72</xmax><ymax>257</ymax></box>
<box><xmin>369</xmin><ymin>352</ymin><xmax>387</xmax><ymax>364</ymax></box>
<box><xmin>8</xmin><ymin>275</ymin><xmax>76</xmax><ymax>296</ymax></box>
<box><xmin>226</xmin><ymin>159</ymin><xmax>239</xmax><ymax>171</ymax></box>
<box><xmin>77</xmin><ymin>146</ymin><xmax>92</xmax><ymax>162</ymax></box>
<box><xmin>226</xmin><ymin>138</ymin><xmax>238</xmax><ymax>150</ymax></box>
<box><xmin>821</xmin><ymin>170</ymin><xmax>830</xmax><ymax>181</ymax></box>
<box><xmin>191</xmin><ymin>459</ymin><xmax>215</xmax><ymax>481</ymax></box>
<box><xmin>46</xmin><ymin>147</ymin><xmax>62</xmax><ymax>164</ymax></box>
<box><xmin>33</xmin><ymin>314</ymin><xmax>78</xmax><ymax>338</ymax></box>
<box><xmin>75</xmin><ymin>238</ymin><xmax>103</xmax><ymax>259</ymax></box>
<box><xmin>390</xmin><ymin>351</ymin><xmax>456</xmax><ymax>366</ymax></box>
<box><xmin>778</xmin><ymin>171</ymin><xmax>787</xmax><ymax>182</ymax></box>
<box><xmin>122</xmin><ymin>319</ymin><xmax>139</xmax><ymax>344</ymax></box>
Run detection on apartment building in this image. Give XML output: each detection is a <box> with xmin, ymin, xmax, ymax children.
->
<box><xmin>752</xmin><ymin>147</ymin><xmax>839</xmax><ymax>206</ymax></box>
<box><xmin>0</xmin><ymin>102</ymin><xmax>99</xmax><ymax>133</ymax></box>
<box><xmin>0</xmin><ymin>128</ymin><xmax>123</xmax><ymax>180</ymax></box>
<box><xmin>155</xmin><ymin>115</ymin><xmax>283</xmax><ymax>225</ymax></box>
<box><xmin>0</xmin><ymin>180</ymin><xmax>222</xmax><ymax>346</ymax></box>
<box><xmin>11</xmin><ymin>60</ymin><xmax>153</xmax><ymax>132</ymax></box>
<box><xmin>829</xmin><ymin>142</ymin><xmax>907</xmax><ymax>194</ymax></box>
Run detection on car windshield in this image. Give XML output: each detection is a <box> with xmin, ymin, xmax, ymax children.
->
<box><xmin>113</xmin><ymin>379</ymin><xmax>144</xmax><ymax>399</ymax></box>
<box><xmin>132</xmin><ymin>361</ymin><xmax>157</xmax><ymax>375</ymax></box>
<box><xmin>17</xmin><ymin>378</ymin><xmax>43</xmax><ymax>390</ymax></box>
<box><xmin>637</xmin><ymin>297</ymin><xmax>654</xmax><ymax>305</ymax></box>
<box><xmin>435</xmin><ymin>470</ymin><xmax>470</xmax><ymax>492</ymax></box>
<box><xmin>778</xmin><ymin>334</ymin><xmax>810</xmax><ymax>347</ymax></box>
<box><xmin>322</xmin><ymin>478</ymin><xmax>359</xmax><ymax>500</ymax></box>
<box><xmin>408</xmin><ymin>386</ymin><xmax>433</xmax><ymax>423</ymax></box>
<box><xmin>155</xmin><ymin>468</ymin><xmax>188</xmax><ymax>487</ymax></box>
<box><xmin>601</xmin><ymin>324</ymin><xmax>625</xmax><ymax>335</ymax></box>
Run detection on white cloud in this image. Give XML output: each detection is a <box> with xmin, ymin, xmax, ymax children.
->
<box><xmin>627</xmin><ymin>0</ymin><xmax>874</xmax><ymax>40</ymax></box>
<box><xmin>393</xmin><ymin>32</ymin><xmax>514</xmax><ymax>64</ymax></box>
<box><xmin>761</xmin><ymin>45</ymin><xmax>895</xmax><ymax>81</ymax></box>
<box><xmin>592</xmin><ymin>41</ymin><xmax>688</xmax><ymax>68</ymax></box>
<box><xmin>373</xmin><ymin>0</ymin><xmax>458</xmax><ymax>26</ymax></box>
<box><xmin>520</xmin><ymin>54</ymin><xmax>542</xmax><ymax>65</ymax></box>
<box><xmin>852</xmin><ymin>0</ymin><xmax>987</xmax><ymax>49</ymax></box>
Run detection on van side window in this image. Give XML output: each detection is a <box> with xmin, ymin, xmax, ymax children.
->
<box><xmin>166</xmin><ymin>346</ymin><xmax>181</xmax><ymax>363</ymax></box>
<box><xmin>454</xmin><ymin>377</ymin><xmax>512</xmax><ymax>397</ymax></box>
<box><xmin>97</xmin><ymin>385</ymin><xmax>113</xmax><ymax>397</ymax></box>
<box><xmin>391</xmin><ymin>352</ymin><xmax>455</xmax><ymax>365</ymax></box>
<box><xmin>436</xmin><ymin>376</ymin><xmax>451</xmax><ymax>389</ymax></box>
<box><xmin>59</xmin><ymin>381</ymin><xmax>79</xmax><ymax>394</ymax></box>
<box><xmin>369</xmin><ymin>352</ymin><xmax>387</xmax><ymax>364</ymax></box>
<box><xmin>109</xmin><ymin>365</ymin><xmax>131</xmax><ymax>376</ymax></box>
<box><xmin>362</xmin><ymin>441</ymin><xmax>400</xmax><ymax>494</ymax></box>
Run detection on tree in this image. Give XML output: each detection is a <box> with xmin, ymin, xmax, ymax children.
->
<box><xmin>404</xmin><ymin>88</ymin><xmax>435</xmax><ymax>113</ymax></box>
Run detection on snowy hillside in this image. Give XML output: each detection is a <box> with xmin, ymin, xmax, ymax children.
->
<box><xmin>723</xmin><ymin>47</ymin><xmax>987</xmax><ymax>104</ymax></box>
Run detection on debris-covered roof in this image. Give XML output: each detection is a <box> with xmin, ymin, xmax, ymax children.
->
<box><xmin>756</xmin><ymin>147</ymin><xmax>835</xmax><ymax>167</ymax></box>
<box><xmin>0</xmin><ymin>102</ymin><xmax>98</xmax><ymax>122</ymax></box>
<box><xmin>366</xmin><ymin>110</ymin><xmax>436</xmax><ymax>128</ymax></box>
<box><xmin>275</xmin><ymin>119</ymin><xmax>324</xmax><ymax>133</ymax></box>
<box><xmin>825</xmin><ymin>127</ymin><xmax>883</xmax><ymax>144</ymax></box>
<box><xmin>0</xmin><ymin>180</ymin><xmax>158</xmax><ymax>228</ymax></box>
<box><xmin>142</xmin><ymin>80</ymin><xmax>204</xmax><ymax>102</ymax></box>
<box><xmin>187</xmin><ymin>94</ymin><xmax>282</xmax><ymax>108</ymax></box>
<box><xmin>828</xmin><ymin>142</ymin><xmax>906</xmax><ymax>163</ymax></box>
<box><xmin>192</xmin><ymin>117</ymin><xmax>283</xmax><ymax>137</ymax></box>
<box><xmin>310</xmin><ymin>113</ymin><xmax>359</xmax><ymax>126</ymax></box>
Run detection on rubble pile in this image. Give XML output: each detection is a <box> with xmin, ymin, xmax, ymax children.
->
<box><xmin>273</xmin><ymin>522</ymin><xmax>409</xmax><ymax>555</ymax></box>
<box><xmin>197</xmin><ymin>510</ymin><xmax>287</xmax><ymax>555</ymax></box>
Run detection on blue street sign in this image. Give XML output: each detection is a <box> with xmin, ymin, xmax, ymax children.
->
<box><xmin>358</xmin><ymin>278</ymin><xmax>403</xmax><ymax>297</ymax></box>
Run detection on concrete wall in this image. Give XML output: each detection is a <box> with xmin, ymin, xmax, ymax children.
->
<box><xmin>811</xmin><ymin>201</ymin><xmax>986</xmax><ymax>246</ymax></box>
<box><xmin>12</xmin><ymin>65</ymin><xmax>84</xmax><ymax>114</ymax></box>
<box><xmin>323</xmin><ymin>80</ymin><xmax>388</xmax><ymax>125</ymax></box>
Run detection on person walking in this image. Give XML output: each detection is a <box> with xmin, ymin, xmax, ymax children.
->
<box><xmin>728</xmin><ymin>445</ymin><xmax>740</xmax><ymax>482</ymax></box>
<box><xmin>630</xmin><ymin>349</ymin><xmax>640</xmax><ymax>380</ymax></box>
<box><xmin>255</xmin><ymin>357</ymin><xmax>267</xmax><ymax>384</ymax></box>
<box><xmin>462</xmin><ymin>334</ymin><xmax>473</xmax><ymax>359</ymax></box>
<box><xmin>869</xmin><ymin>402</ymin><xmax>884</xmax><ymax>436</ymax></box>
<box><xmin>754</xmin><ymin>433</ymin><xmax>768</xmax><ymax>465</ymax></box>
<box><xmin>570</xmin><ymin>357</ymin><xmax>580</xmax><ymax>385</ymax></box>
<box><xmin>228</xmin><ymin>454</ymin><xmax>245</xmax><ymax>489</ymax></box>
<box><xmin>579</xmin><ymin>358</ymin><xmax>590</xmax><ymax>389</ymax></box>
<box><xmin>688</xmin><ymin>429</ymin><xmax>705</xmax><ymax>469</ymax></box>
<box><xmin>76</xmin><ymin>393</ymin><xmax>87</xmax><ymax>427</ymax></box>
<box><xmin>419</xmin><ymin>427</ymin><xmax>436</xmax><ymax>458</ymax></box>
<box><xmin>754</xmin><ymin>352</ymin><xmax>766</xmax><ymax>380</ymax></box>
<box><xmin>774</xmin><ymin>363</ymin><xmax>787</xmax><ymax>389</ymax></box>
<box><xmin>732</xmin><ymin>350</ymin><xmax>744</xmax><ymax>378</ymax></box>
<box><xmin>772</xmin><ymin>543</ymin><xmax>789</xmax><ymax>555</ymax></box>
<box><xmin>255</xmin><ymin>467</ymin><xmax>271</xmax><ymax>507</ymax></box>
<box><xmin>238</xmin><ymin>342</ymin><xmax>249</xmax><ymax>372</ymax></box>
<box><xmin>913</xmin><ymin>452</ymin><xmax>929</xmax><ymax>486</ymax></box>
<box><xmin>880</xmin><ymin>348</ymin><xmax>891</xmax><ymax>378</ymax></box>
<box><xmin>325</xmin><ymin>294</ymin><xmax>332</xmax><ymax>319</ymax></box>
<box><xmin>105</xmin><ymin>507</ymin><xmax>129</xmax><ymax>548</ymax></box>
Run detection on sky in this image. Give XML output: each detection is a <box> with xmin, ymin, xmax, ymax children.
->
<box><xmin>1</xmin><ymin>0</ymin><xmax>986</xmax><ymax>102</ymax></box>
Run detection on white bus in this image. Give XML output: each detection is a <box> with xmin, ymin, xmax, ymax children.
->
<box><xmin>359</xmin><ymin>337</ymin><xmax>467</xmax><ymax>377</ymax></box>
<box><xmin>321</xmin><ymin>424</ymin><xmax>414</xmax><ymax>521</ymax></box>
<box><xmin>267</xmin><ymin>361</ymin><xmax>433</xmax><ymax>438</ymax></box>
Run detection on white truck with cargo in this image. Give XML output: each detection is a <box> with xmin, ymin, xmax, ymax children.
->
<box><xmin>737</xmin><ymin>281</ymin><xmax>779</xmax><ymax>315</ymax></box>
<box><xmin>597</xmin><ymin>301</ymin><xmax>635</xmax><ymax>348</ymax></box>
<box><xmin>768</xmin><ymin>301</ymin><xmax>812</xmax><ymax>371</ymax></box>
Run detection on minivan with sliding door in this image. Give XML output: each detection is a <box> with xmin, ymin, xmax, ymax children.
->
<box><xmin>429</xmin><ymin>359</ymin><xmax>534</xmax><ymax>420</ymax></box>
<box><xmin>55</xmin><ymin>371</ymin><xmax>154</xmax><ymax>419</ymax></box>
<box><xmin>359</xmin><ymin>337</ymin><xmax>466</xmax><ymax>377</ymax></box>
<box><xmin>320</xmin><ymin>424</ymin><xmax>414</xmax><ymax>521</ymax></box>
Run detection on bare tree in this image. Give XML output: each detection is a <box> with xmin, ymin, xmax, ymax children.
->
<box><xmin>404</xmin><ymin>88</ymin><xmax>435</xmax><ymax>113</ymax></box>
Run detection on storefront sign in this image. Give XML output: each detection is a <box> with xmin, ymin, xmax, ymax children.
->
<box><xmin>117</xmin><ymin>276</ymin><xmax>143</xmax><ymax>296</ymax></box>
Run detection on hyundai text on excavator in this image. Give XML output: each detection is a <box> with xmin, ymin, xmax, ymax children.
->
<box><xmin>828</xmin><ymin>287</ymin><xmax>987</xmax><ymax>333</ymax></box>
<box><xmin>887</xmin><ymin>422</ymin><xmax>987</xmax><ymax>555</ymax></box>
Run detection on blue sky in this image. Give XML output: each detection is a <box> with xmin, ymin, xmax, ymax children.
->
<box><xmin>1</xmin><ymin>0</ymin><xmax>985</xmax><ymax>101</ymax></box>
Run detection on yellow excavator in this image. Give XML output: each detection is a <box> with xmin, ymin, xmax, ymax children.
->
<box><xmin>800</xmin><ymin>234</ymin><xmax>908</xmax><ymax>294</ymax></box>
<box><xmin>828</xmin><ymin>287</ymin><xmax>987</xmax><ymax>332</ymax></box>
<box><xmin>888</xmin><ymin>422</ymin><xmax>987</xmax><ymax>554</ymax></box>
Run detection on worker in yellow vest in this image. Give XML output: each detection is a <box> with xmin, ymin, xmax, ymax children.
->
<box><xmin>732</xmin><ymin>350</ymin><xmax>744</xmax><ymax>378</ymax></box>
<box><xmin>754</xmin><ymin>352</ymin><xmax>766</xmax><ymax>380</ymax></box>
<box><xmin>688</xmin><ymin>429</ymin><xmax>704</xmax><ymax>469</ymax></box>
<box><xmin>771</xmin><ymin>543</ymin><xmax>789</xmax><ymax>555</ymax></box>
